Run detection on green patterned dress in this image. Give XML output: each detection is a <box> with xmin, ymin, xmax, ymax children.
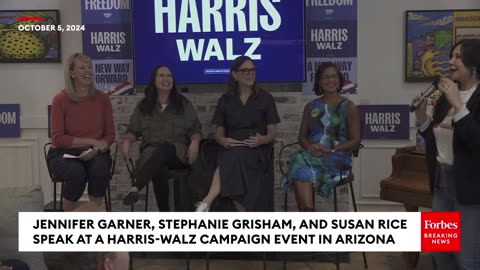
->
<box><xmin>282</xmin><ymin>98</ymin><xmax>352</xmax><ymax>197</ymax></box>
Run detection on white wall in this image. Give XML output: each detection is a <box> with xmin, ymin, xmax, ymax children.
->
<box><xmin>0</xmin><ymin>0</ymin><xmax>81</xmax><ymax>201</ymax></box>
<box><xmin>0</xmin><ymin>0</ymin><xmax>478</xmax><ymax>210</ymax></box>
<box><xmin>0</xmin><ymin>0</ymin><xmax>81</xmax><ymax>129</ymax></box>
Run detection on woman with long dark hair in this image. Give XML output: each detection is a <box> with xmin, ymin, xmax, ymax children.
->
<box><xmin>195</xmin><ymin>56</ymin><xmax>280</xmax><ymax>212</ymax></box>
<box><xmin>122</xmin><ymin>66</ymin><xmax>202</xmax><ymax>210</ymax></box>
<box><xmin>413</xmin><ymin>39</ymin><xmax>480</xmax><ymax>269</ymax></box>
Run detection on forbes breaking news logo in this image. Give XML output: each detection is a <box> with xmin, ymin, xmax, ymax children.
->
<box><xmin>421</xmin><ymin>212</ymin><xmax>461</xmax><ymax>252</ymax></box>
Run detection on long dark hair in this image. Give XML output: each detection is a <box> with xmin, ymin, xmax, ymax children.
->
<box><xmin>312</xmin><ymin>62</ymin><xmax>345</xmax><ymax>96</ymax></box>
<box><xmin>227</xmin><ymin>55</ymin><xmax>259</xmax><ymax>96</ymax></box>
<box><xmin>139</xmin><ymin>65</ymin><xmax>184</xmax><ymax>115</ymax></box>
<box><xmin>433</xmin><ymin>39</ymin><xmax>480</xmax><ymax>125</ymax></box>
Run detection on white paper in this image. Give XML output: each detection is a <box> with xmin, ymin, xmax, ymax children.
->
<box><xmin>62</xmin><ymin>148</ymin><xmax>92</xmax><ymax>159</ymax></box>
<box><xmin>63</xmin><ymin>154</ymin><xmax>79</xmax><ymax>159</ymax></box>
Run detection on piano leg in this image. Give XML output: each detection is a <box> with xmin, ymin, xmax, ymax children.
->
<box><xmin>403</xmin><ymin>204</ymin><xmax>420</xmax><ymax>270</ymax></box>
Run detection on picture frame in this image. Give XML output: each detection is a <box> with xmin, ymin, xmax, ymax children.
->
<box><xmin>0</xmin><ymin>10</ymin><xmax>61</xmax><ymax>63</ymax></box>
<box><xmin>405</xmin><ymin>9</ymin><xmax>480</xmax><ymax>82</ymax></box>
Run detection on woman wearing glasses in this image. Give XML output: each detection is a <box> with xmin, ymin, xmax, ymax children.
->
<box><xmin>195</xmin><ymin>56</ymin><xmax>280</xmax><ymax>212</ymax></box>
<box><xmin>282</xmin><ymin>62</ymin><xmax>361</xmax><ymax>211</ymax></box>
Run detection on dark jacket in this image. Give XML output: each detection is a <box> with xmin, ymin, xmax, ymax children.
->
<box><xmin>420</xmin><ymin>84</ymin><xmax>480</xmax><ymax>205</ymax></box>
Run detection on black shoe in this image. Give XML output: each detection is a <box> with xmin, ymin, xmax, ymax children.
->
<box><xmin>122</xmin><ymin>191</ymin><xmax>139</xmax><ymax>205</ymax></box>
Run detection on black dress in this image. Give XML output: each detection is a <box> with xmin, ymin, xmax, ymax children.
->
<box><xmin>212</xmin><ymin>90</ymin><xmax>280</xmax><ymax>211</ymax></box>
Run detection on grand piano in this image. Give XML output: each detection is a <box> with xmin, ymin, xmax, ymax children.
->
<box><xmin>380</xmin><ymin>146</ymin><xmax>432</xmax><ymax>270</ymax></box>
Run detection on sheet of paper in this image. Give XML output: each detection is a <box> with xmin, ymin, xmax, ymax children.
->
<box><xmin>63</xmin><ymin>154</ymin><xmax>79</xmax><ymax>159</ymax></box>
<box><xmin>62</xmin><ymin>148</ymin><xmax>92</xmax><ymax>159</ymax></box>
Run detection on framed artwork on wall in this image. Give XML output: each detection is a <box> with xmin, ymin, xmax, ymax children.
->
<box><xmin>405</xmin><ymin>10</ymin><xmax>480</xmax><ymax>82</ymax></box>
<box><xmin>0</xmin><ymin>10</ymin><xmax>61</xmax><ymax>63</ymax></box>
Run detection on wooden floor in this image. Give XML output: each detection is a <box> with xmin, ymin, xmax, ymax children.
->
<box><xmin>132</xmin><ymin>252</ymin><xmax>434</xmax><ymax>270</ymax></box>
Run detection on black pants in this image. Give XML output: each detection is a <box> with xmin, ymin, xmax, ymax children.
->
<box><xmin>48</xmin><ymin>149</ymin><xmax>112</xmax><ymax>201</ymax></box>
<box><xmin>134</xmin><ymin>143</ymin><xmax>185</xmax><ymax>211</ymax></box>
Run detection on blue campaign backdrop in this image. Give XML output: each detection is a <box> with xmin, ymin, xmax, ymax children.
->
<box><xmin>132</xmin><ymin>0</ymin><xmax>305</xmax><ymax>84</ymax></box>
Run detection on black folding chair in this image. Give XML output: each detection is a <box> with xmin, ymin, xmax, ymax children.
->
<box><xmin>43</xmin><ymin>141</ymin><xmax>118</xmax><ymax>211</ymax></box>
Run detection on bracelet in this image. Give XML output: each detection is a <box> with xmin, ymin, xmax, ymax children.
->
<box><xmin>92</xmin><ymin>147</ymin><xmax>100</xmax><ymax>152</ymax></box>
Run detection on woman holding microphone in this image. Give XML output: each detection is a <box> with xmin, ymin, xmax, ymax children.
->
<box><xmin>413</xmin><ymin>39</ymin><xmax>480</xmax><ymax>269</ymax></box>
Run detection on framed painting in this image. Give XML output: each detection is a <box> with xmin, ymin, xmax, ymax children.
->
<box><xmin>0</xmin><ymin>10</ymin><xmax>61</xmax><ymax>63</ymax></box>
<box><xmin>405</xmin><ymin>10</ymin><xmax>480</xmax><ymax>82</ymax></box>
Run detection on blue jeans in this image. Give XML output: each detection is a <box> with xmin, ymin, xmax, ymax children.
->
<box><xmin>432</xmin><ymin>162</ymin><xmax>480</xmax><ymax>270</ymax></box>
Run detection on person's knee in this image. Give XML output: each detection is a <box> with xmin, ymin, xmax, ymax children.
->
<box><xmin>50</xmin><ymin>159</ymin><xmax>87</xmax><ymax>181</ymax></box>
<box><xmin>64</xmin><ymin>184</ymin><xmax>87</xmax><ymax>202</ymax></box>
<box><xmin>89</xmin><ymin>155</ymin><xmax>112</xmax><ymax>179</ymax></box>
<box><xmin>63</xmin><ymin>163</ymin><xmax>88</xmax><ymax>201</ymax></box>
<box><xmin>88</xmin><ymin>176</ymin><xmax>110</xmax><ymax>198</ymax></box>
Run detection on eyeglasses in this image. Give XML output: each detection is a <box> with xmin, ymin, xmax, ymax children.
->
<box><xmin>320</xmin><ymin>74</ymin><xmax>339</xmax><ymax>81</ymax></box>
<box><xmin>238</xmin><ymin>68</ymin><xmax>256</xmax><ymax>75</ymax></box>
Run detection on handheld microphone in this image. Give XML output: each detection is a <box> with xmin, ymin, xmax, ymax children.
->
<box><xmin>409</xmin><ymin>76</ymin><xmax>441</xmax><ymax>112</ymax></box>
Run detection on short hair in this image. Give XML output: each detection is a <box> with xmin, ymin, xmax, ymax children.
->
<box><xmin>64</xmin><ymin>53</ymin><xmax>96</xmax><ymax>102</ymax></box>
<box><xmin>450</xmin><ymin>39</ymin><xmax>480</xmax><ymax>81</ymax></box>
<box><xmin>312</xmin><ymin>62</ymin><xmax>345</xmax><ymax>96</ymax></box>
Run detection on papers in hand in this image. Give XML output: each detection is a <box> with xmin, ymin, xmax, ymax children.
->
<box><xmin>63</xmin><ymin>154</ymin><xmax>79</xmax><ymax>159</ymax></box>
<box><xmin>229</xmin><ymin>139</ymin><xmax>250</xmax><ymax>147</ymax></box>
<box><xmin>62</xmin><ymin>148</ymin><xmax>93</xmax><ymax>159</ymax></box>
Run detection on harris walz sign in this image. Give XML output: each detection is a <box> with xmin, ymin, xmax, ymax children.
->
<box><xmin>358</xmin><ymin>105</ymin><xmax>409</xmax><ymax>140</ymax></box>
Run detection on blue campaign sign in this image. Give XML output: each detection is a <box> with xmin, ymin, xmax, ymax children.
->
<box><xmin>81</xmin><ymin>0</ymin><xmax>131</xmax><ymax>24</ymax></box>
<box><xmin>82</xmin><ymin>24</ymin><xmax>133</xmax><ymax>60</ymax></box>
<box><xmin>306</xmin><ymin>0</ymin><xmax>357</xmax><ymax>21</ymax></box>
<box><xmin>132</xmin><ymin>0</ymin><xmax>305</xmax><ymax>84</ymax></box>
<box><xmin>358</xmin><ymin>105</ymin><xmax>410</xmax><ymax>140</ymax></box>
<box><xmin>307</xmin><ymin>20</ymin><xmax>357</xmax><ymax>58</ymax></box>
<box><xmin>0</xmin><ymin>104</ymin><xmax>20</xmax><ymax>138</ymax></box>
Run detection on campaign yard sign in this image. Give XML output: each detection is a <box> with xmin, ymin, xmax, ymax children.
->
<box><xmin>358</xmin><ymin>105</ymin><xmax>409</xmax><ymax>140</ymax></box>
<box><xmin>0</xmin><ymin>104</ymin><xmax>20</xmax><ymax>138</ymax></box>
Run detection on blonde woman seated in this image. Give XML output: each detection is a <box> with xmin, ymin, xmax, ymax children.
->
<box><xmin>48</xmin><ymin>53</ymin><xmax>115</xmax><ymax>211</ymax></box>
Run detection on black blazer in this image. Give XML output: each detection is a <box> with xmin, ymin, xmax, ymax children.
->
<box><xmin>420</xmin><ymin>84</ymin><xmax>480</xmax><ymax>205</ymax></box>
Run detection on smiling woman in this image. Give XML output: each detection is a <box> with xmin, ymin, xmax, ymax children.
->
<box><xmin>121</xmin><ymin>65</ymin><xmax>202</xmax><ymax>210</ymax></box>
<box><xmin>412</xmin><ymin>39</ymin><xmax>480</xmax><ymax>270</ymax></box>
<box><xmin>282</xmin><ymin>62</ymin><xmax>361</xmax><ymax>211</ymax></box>
<box><xmin>47</xmin><ymin>52</ymin><xmax>115</xmax><ymax>212</ymax></box>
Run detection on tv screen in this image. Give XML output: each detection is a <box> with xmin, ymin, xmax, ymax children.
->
<box><xmin>132</xmin><ymin>0</ymin><xmax>305</xmax><ymax>84</ymax></box>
